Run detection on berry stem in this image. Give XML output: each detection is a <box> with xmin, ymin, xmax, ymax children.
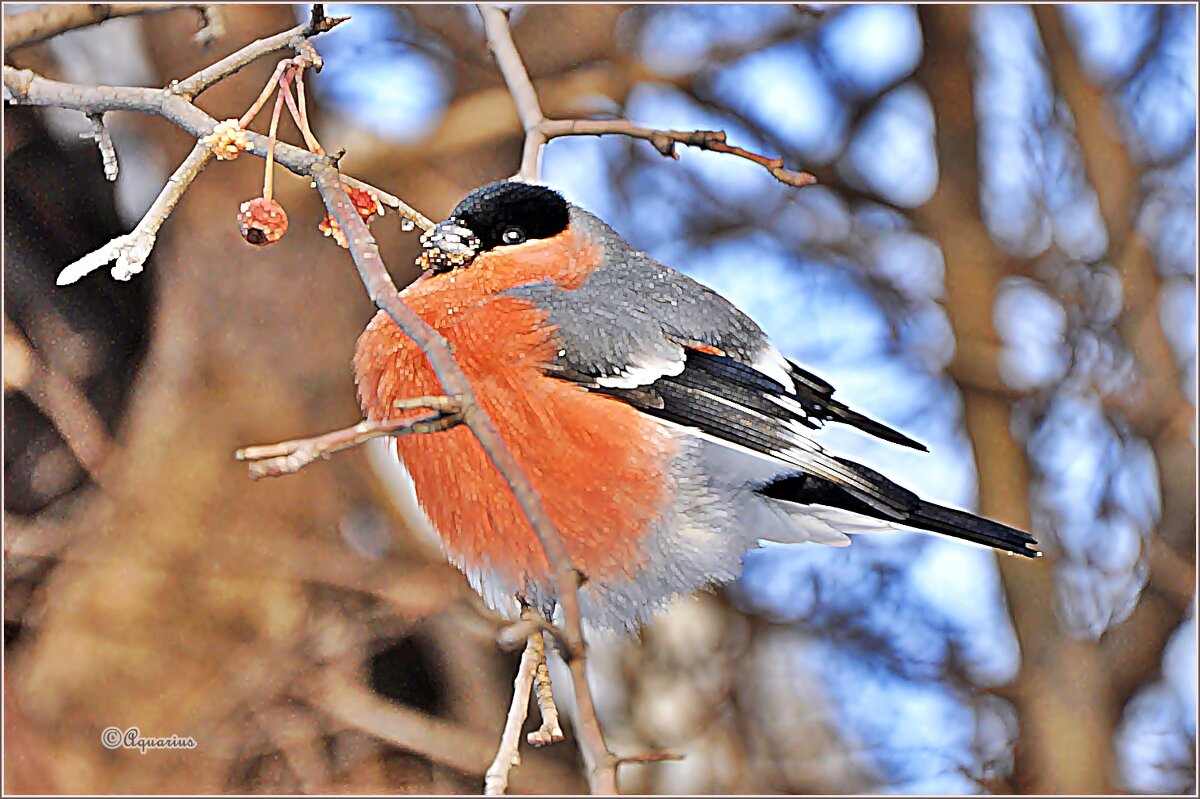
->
<box><xmin>293</xmin><ymin>69</ymin><xmax>325</xmax><ymax>155</ymax></box>
<box><xmin>280</xmin><ymin>70</ymin><xmax>324</xmax><ymax>155</ymax></box>
<box><xmin>237</xmin><ymin>58</ymin><xmax>292</xmax><ymax>130</ymax></box>
<box><xmin>262</xmin><ymin>69</ymin><xmax>290</xmax><ymax>202</ymax></box>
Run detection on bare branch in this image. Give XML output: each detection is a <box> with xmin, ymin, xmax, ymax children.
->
<box><xmin>477</xmin><ymin>5</ymin><xmax>545</xmax><ymax>178</ymax></box>
<box><xmin>485</xmin><ymin>633</ymin><xmax>540</xmax><ymax>795</ymax></box>
<box><xmin>312</xmin><ymin>160</ymin><xmax>613</xmax><ymax>790</ymax></box>
<box><xmin>477</xmin><ymin>4</ymin><xmax>815</xmax><ymax>188</ymax></box>
<box><xmin>57</xmin><ymin>141</ymin><xmax>212</xmax><ymax>285</ymax></box>
<box><xmin>9</xmin><ymin>12</ymin><xmax>594</xmax><ymax>795</ymax></box>
<box><xmin>1033</xmin><ymin>7</ymin><xmax>1196</xmax><ymax>722</ymax></box>
<box><xmin>192</xmin><ymin>4</ymin><xmax>225</xmax><ymax>47</ymax></box>
<box><xmin>2</xmin><ymin>3</ymin><xmax>217</xmax><ymax>53</ymax></box>
<box><xmin>615</xmin><ymin>751</ymin><xmax>687</xmax><ymax>765</ymax></box>
<box><xmin>17</xmin><ymin>13</ymin><xmax>630</xmax><ymax>794</ymax></box>
<box><xmin>539</xmin><ymin>120</ymin><xmax>817</xmax><ymax>187</ymax></box>
<box><xmin>477</xmin><ymin>6</ymin><xmax>543</xmax><ymax>130</ymax></box>
<box><xmin>168</xmin><ymin>12</ymin><xmax>348</xmax><ymax>100</ymax></box>
<box><xmin>3</xmin><ymin>63</ymin><xmax>418</xmax><ymax>283</ymax></box>
<box><xmin>81</xmin><ymin>112</ymin><xmax>119</xmax><ymax>181</ymax></box>
<box><xmin>236</xmin><ymin>397</ymin><xmax>463</xmax><ymax>479</ymax></box>
<box><xmin>496</xmin><ymin>615</ymin><xmax>562</xmax><ymax>652</ymax></box>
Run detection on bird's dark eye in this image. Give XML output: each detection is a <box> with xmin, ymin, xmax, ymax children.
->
<box><xmin>501</xmin><ymin>226</ymin><xmax>526</xmax><ymax>245</ymax></box>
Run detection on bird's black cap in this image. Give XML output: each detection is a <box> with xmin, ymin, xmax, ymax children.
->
<box><xmin>449</xmin><ymin>181</ymin><xmax>570</xmax><ymax>252</ymax></box>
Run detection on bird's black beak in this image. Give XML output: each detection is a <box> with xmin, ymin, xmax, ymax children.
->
<box><xmin>419</xmin><ymin>219</ymin><xmax>481</xmax><ymax>274</ymax></box>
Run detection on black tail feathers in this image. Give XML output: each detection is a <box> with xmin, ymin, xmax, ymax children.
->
<box><xmin>906</xmin><ymin>500</ymin><xmax>1040</xmax><ymax>558</ymax></box>
<box><xmin>761</xmin><ymin>472</ymin><xmax>1041</xmax><ymax>558</ymax></box>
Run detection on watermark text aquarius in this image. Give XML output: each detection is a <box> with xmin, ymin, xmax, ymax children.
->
<box><xmin>101</xmin><ymin>726</ymin><xmax>197</xmax><ymax>754</ymax></box>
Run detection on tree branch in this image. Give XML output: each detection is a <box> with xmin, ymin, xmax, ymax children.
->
<box><xmin>236</xmin><ymin>397</ymin><xmax>463</xmax><ymax>479</ymax></box>
<box><xmin>471</xmin><ymin>6</ymin><xmax>825</xmax><ymax>792</ymax></box>
<box><xmin>539</xmin><ymin>120</ymin><xmax>817</xmax><ymax>187</ymax></box>
<box><xmin>169</xmin><ymin>10</ymin><xmax>347</xmax><ymax>101</ymax></box>
<box><xmin>478</xmin><ymin>5</ymin><xmax>544</xmax><ymax>135</ymax></box>
<box><xmin>915</xmin><ymin>8</ymin><xmax>1115</xmax><ymax>793</ymax></box>
<box><xmin>311</xmin><ymin>161</ymin><xmax>609</xmax><ymax>791</ymax></box>
<box><xmin>59</xmin><ymin>141</ymin><xmax>212</xmax><ymax>284</ymax></box>
<box><xmin>3</xmin><ymin>55</ymin><xmax>428</xmax><ymax>284</ymax></box>
<box><xmin>10</xmin><ymin>18</ymin><xmax>590</xmax><ymax>794</ymax></box>
<box><xmin>476</xmin><ymin>4</ymin><xmax>814</xmax><ymax>189</ymax></box>
<box><xmin>310</xmin><ymin>666</ymin><xmax>580</xmax><ymax>793</ymax></box>
<box><xmin>1033</xmin><ymin>5</ymin><xmax>1196</xmax><ymax>722</ymax></box>
<box><xmin>2</xmin><ymin>3</ymin><xmax>222</xmax><ymax>53</ymax></box>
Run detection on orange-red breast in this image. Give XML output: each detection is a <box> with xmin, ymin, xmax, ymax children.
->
<box><xmin>353</xmin><ymin>181</ymin><xmax>1039</xmax><ymax>630</ymax></box>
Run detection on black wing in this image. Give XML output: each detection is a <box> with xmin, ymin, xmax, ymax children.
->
<box><xmin>590</xmin><ymin>349</ymin><xmax>925</xmax><ymax>519</ymax></box>
<box><xmin>696</xmin><ymin>350</ymin><xmax>927</xmax><ymax>451</ymax></box>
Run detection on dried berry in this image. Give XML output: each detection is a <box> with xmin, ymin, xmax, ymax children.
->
<box><xmin>204</xmin><ymin>119</ymin><xmax>250</xmax><ymax>161</ymax></box>
<box><xmin>238</xmin><ymin>198</ymin><xmax>288</xmax><ymax>246</ymax></box>
<box><xmin>347</xmin><ymin>186</ymin><xmax>383</xmax><ymax>221</ymax></box>
<box><xmin>318</xmin><ymin>214</ymin><xmax>348</xmax><ymax>248</ymax></box>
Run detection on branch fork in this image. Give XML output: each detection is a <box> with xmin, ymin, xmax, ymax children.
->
<box><xmin>3</xmin><ymin>8</ymin><xmax>404</xmax><ymax>286</ymax></box>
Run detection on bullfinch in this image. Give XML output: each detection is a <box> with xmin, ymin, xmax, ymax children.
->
<box><xmin>353</xmin><ymin>181</ymin><xmax>1040</xmax><ymax>631</ymax></box>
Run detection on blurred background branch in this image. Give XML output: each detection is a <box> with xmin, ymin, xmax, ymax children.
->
<box><xmin>3</xmin><ymin>3</ymin><xmax>222</xmax><ymax>53</ymax></box>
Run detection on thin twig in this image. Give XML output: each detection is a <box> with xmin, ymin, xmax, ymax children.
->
<box><xmin>291</xmin><ymin>69</ymin><xmax>325</xmax><ymax>154</ymax></box>
<box><xmin>477</xmin><ymin>4</ymin><xmax>814</xmax><ymax>189</ymax></box>
<box><xmin>292</xmin><ymin>36</ymin><xmax>323</xmax><ymax>71</ymax></box>
<box><xmin>340</xmin><ymin>176</ymin><xmax>433</xmax><ymax>231</ymax></box>
<box><xmin>478</xmin><ymin>7</ymin><xmax>543</xmax><ymax>130</ymax></box>
<box><xmin>236</xmin><ymin>396</ymin><xmax>463</xmax><ymax>479</ymax></box>
<box><xmin>485</xmin><ymin>632</ymin><xmax>540</xmax><ymax>795</ymax></box>
<box><xmin>280</xmin><ymin>70</ymin><xmax>324</xmax><ymax>154</ymax></box>
<box><xmin>311</xmin><ymin>667</ymin><xmax>579</xmax><ymax>792</ymax></box>
<box><xmin>3</xmin><ymin>3</ymin><xmax>216</xmax><ymax>53</ymax></box>
<box><xmin>82</xmin><ymin>112</ymin><xmax>119</xmax><ymax>181</ymax></box>
<box><xmin>539</xmin><ymin>120</ymin><xmax>817</xmax><ymax>187</ymax></box>
<box><xmin>56</xmin><ymin>141</ymin><xmax>212</xmax><ymax>285</ymax></box>
<box><xmin>496</xmin><ymin>615</ymin><xmax>562</xmax><ymax>652</ymax></box>
<box><xmin>192</xmin><ymin>4</ymin><xmax>225</xmax><ymax>47</ymax></box>
<box><xmin>169</xmin><ymin>11</ymin><xmax>347</xmax><ymax>100</ymax></box>
<box><xmin>478</xmin><ymin>5</ymin><xmax>546</xmax><ymax>179</ymax></box>
<box><xmin>16</xmin><ymin>14</ymin><xmax>589</xmax><ymax>790</ymax></box>
<box><xmin>614</xmin><ymin>751</ymin><xmax>687</xmax><ymax>765</ymax></box>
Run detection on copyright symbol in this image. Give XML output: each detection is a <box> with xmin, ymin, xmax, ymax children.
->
<box><xmin>101</xmin><ymin>727</ymin><xmax>123</xmax><ymax>749</ymax></box>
